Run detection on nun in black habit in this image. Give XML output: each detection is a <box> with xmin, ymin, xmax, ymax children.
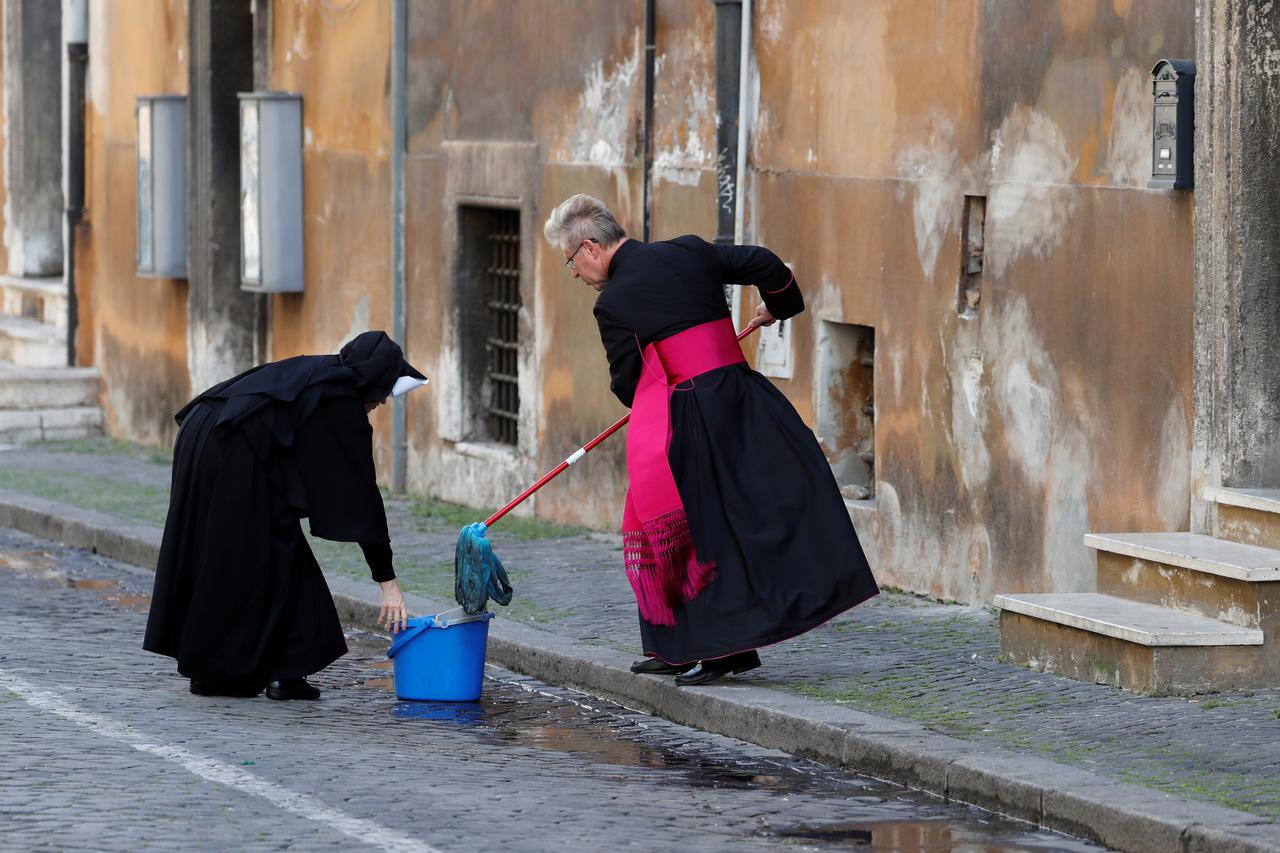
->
<box><xmin>545</xmin><ymin>194</ymin><xmax>879</xmax><ymax>686</ymax></box>
<box><xmin>143</xmin><ymin>331</ymin><xmax>427</xmax><ymax>700</ymax></box>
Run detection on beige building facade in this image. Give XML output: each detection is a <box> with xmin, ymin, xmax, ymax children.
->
<box><xmin>39</xmin><ymin>1</ymin><xmax>1206</xmax><ymax>610</ymax></box>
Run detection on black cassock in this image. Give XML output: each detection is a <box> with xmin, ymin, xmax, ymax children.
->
<box><xmin>594</xmin><ymin>236</ymin><xmax>879</xmax><ymax>664</ymax></box>
<box><xmin>144</xmin><ymin>332</ymin><xmax>419</xmax><ymax>692</ymax></box>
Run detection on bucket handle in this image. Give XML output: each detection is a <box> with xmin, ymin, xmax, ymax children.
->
<box><xmin>385</xmin><ymin>606</ymin><xmax>474</xmax><ymax>659</ymax></box>
<box><xmin>386</xmin><ymin>620</ymin><xmax>430</xmax><ymax>659</ymax></box>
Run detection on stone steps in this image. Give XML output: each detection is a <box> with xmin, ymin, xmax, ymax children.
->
<box><xmin>0</xmin><ymin>363</ymin><xmax>99</xmax><ymax>409</ymax></box>
<box><xmin>0</xmin><ymin>273</ymin><xmax>102</xmax><ymax>442</ymax></box>
<box><xmin>0</xmin><ymin>315</ymin><xmax>66</xmax><ymax>368</ymax></box>
<box><xmin>997</xmin><ymin>518</ymin><xmax>1280</xmax><ymax>694</ymax></box>
<box><xmin>0</xmin><ymin>275</ymin><xmax>67</xmax><ymax>328</ymax></box>
<box><xmin>1205</xmin><ymin>486</ymin><xmax>1280</xmax><ymax>551</ymax></box>
<box><xmin>0</xmin><ymin>405</ymin><xmax>102</xmax><ymax>442</ymax></box>
<box><xmin>995</xmin><ymin>592</ymin><xmax>1263</xmax><ymax>647</ymax></box>
<box><xmin>997</xmin><ymin>591</ymin><xmax>1268</xmax><ymax>694</ymax></box>
<box><xmin>1084</xmin><ymin>531</ymin><xmax>1280</xmax><ymax>581</ymax></box>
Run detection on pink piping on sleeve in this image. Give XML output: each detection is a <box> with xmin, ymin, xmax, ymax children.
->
<box><xmin>763</xmin><ymin>275</ymin><xmax>795</xmax><ymax>295</ymax></box>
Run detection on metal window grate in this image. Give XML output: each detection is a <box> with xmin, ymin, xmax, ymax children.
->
<box><xmin>484</xmin><ymin>209</ymin><xmax>521</xmax><ymax>445</ymax></box>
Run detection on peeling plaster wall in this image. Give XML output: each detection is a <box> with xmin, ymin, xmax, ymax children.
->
<box><xmin>80</xmin><ymin>0</ymin><xmax>190</xmax><ymax>446</ymax></box>
<box><xmin>265</xmin><ymin>0</ymin><xmax>394</xmax><ymax>472</ymax></box>
<box><xmin>74</xmin><ymin>0</ymin><xmax>1197</xmax><ymax>605</ymax></box>
<box><xmin>746</xmin><ymin>0</ymin><xmax>1193</xmax><ymax>602</ymax></box>
<box><xmin>398</xmin><ymin>0</ymin><xmax>1193</xmax><ymax>604</ymax></box>
<box><xmin>403</xmin><ymin>0</ymin><xmax>648</xmax><ymax>523</ymax></box>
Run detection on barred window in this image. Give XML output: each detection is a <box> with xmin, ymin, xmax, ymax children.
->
<box><xmin>483</xmin><ymin>209</ymin><xmax>520</xmax><ymax>445</ymax></box>
<box><xmin>458</xmin><ymin>206</ymin><xmax>521</xmax><ymax>446</ymax></box>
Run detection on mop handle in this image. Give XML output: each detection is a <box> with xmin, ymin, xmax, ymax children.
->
<box><xmin>482</xmin><ymin>323</ymin><xmax>762</xmax><ymax>528</ymax></box>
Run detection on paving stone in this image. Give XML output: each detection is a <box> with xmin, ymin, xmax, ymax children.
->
<box><xmin>0</xmin><ymin>528</ymin><xmax>1100</xmax><ymax>851</ymax></box>
<box><xmin>1</xmin><ymin>440</ymin><xmax>1280</xmax><ymax>829</ymax></box>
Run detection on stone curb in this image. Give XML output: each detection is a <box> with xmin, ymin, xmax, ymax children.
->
<box><xmin>2</xmin><ymin>486</ymin><xmax>1277</xmax><ymax>853</ymax></box>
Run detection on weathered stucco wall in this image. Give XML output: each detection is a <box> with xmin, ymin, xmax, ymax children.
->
<box><xmin>397</xmin><ymin>0</ymin><xmax>1194</xmax><ymax>605</ymax></box>
<box><xmin>80</xmin><ymin>0</ymin><xmax>190</xmax><ymax>445</ymax></box>
<box><xmin>746</xmin><ymin>0</ymin><xmax>1194</xmax><ymax>601</ymax></box>
<box><xmin>403</xmin><ymin>0</ymin><xmax>649</xmax><ymax>520</ymax></box>
<box><xmin>76</xmin><ymin>0</ymin><xmax>1195</xmax><ymax>605</ymax></box>
<box><xmin>263</xmin><ymin>0</ymin><xmax>395</xmax><ymax>469</ymax></box>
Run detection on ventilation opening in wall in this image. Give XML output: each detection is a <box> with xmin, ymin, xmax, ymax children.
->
<box><xmin>816</xmin><ymin>321</ymin><xmax>875</xmax><ymax>501</ymax></box>
<box><xmin>957</xmin><ymin>194</ymin><xmax>985</xmax><ymax>318</ymax></box>
<box><xmin>457</xmin><ymin>205</ymin><xmax>521</xmax><ymax>446</ymax></box>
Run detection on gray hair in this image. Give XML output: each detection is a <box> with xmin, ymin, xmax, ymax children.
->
<box><xmin>543</xmin><ymin>194</ymin><xmax>626</xmax><ymax>253</ymax></box>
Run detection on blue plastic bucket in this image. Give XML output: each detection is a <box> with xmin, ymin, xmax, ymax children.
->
<box><xmin>386</xmin><ymin>609</ymin><xmax>494</xmax><ymax>701</ymax></box>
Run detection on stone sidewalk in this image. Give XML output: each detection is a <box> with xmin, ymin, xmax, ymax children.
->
<box><xmin>4</xmin><ymin>437</ymin><xmax>1280</xmax><ymax>852</ymax></box>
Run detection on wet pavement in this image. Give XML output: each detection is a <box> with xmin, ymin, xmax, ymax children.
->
<box><xmin>0</xmin><ymin>527</ymin><xmax>1104</xmax><ymax>851</ymax></box>
<box><xmin>2</xmin><ymin>439</ymin><xmax>1276</xmax><ymax>822</ymax></box>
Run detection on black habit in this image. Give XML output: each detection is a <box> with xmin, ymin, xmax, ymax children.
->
<box><xmin>143</xmin><ymin>331</ymin><xmax>422</xmax><ymax>693</ymax></box>
<box><xmin>594</xmin><ymin>236</ymin><xmax>879</xmax><ymax>664</ymax></box>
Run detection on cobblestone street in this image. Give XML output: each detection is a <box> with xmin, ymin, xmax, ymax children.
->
<box><xmin>6</xmin><ymin>441</ymin><xmax>1278</xmax><ymax>821</ymax></box>
<box><xmin>0</xmin><ymin>528</ymin><xmax>1100</xmax><ymax>851</ymax></box>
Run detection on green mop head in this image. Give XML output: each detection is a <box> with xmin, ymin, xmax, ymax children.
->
<box><xmin>454</xmin><ymin>522</ymin><xmax>513</xmax><ymax>614</ymax></box>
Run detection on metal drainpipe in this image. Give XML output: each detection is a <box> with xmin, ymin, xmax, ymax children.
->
<box><xmin>642</xmin><ymin>0</ymin><xmax>655</xmax><ymax>242</ymax></box>
<box><xmin>713</xmin><ymin>0</ymin><xmax>741</xmax><ymax>250</ymax></box>
<box><xmin>65</xmin><ymin>0</ymin><xmax>88</xmax><ymax>367</ymax></box>
<box><xmin>733</xmin><ymin>0</ymin><xmax>751</xmax><ymax>246</ymax></box>
<box><xmin>390</xmin><ymin>0</ymin><xmax>408</xmax><ymax>492</ymax></box>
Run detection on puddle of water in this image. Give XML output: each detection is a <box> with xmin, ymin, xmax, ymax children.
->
<box><xmin>70</xmin><ymin>578</ymin><xmax>117</xmax><ymax>591</ymax></box>
<box><xmin>327</xmin><ymin>641</ymin><xmax>1104</xmax><ymax>851</ymax></box>
<box><xmin>64</xmin><ymin>577</ymin><xmax>152</xmax><ymax>612</ymax></box>
<box><xmin>0</xmin><ymin>550</ymin><xmax>62</xmax><ymax>579</ymax></box>
<box><xmin>106</xmin><ymin>592</ymin><xmax>152</xmax><ymax>612</ymax></box>
<box><xmin>393</xmin><ymin>701</ymin><xmax>488</xmax><ymax>726</ymax></box>
<box><xmin>765</xmin><ymin>818</ymin><xmax>1032</xmax><ymax>850</ymax></box>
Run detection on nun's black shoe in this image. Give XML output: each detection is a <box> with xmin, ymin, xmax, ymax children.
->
<box><xmin>630</xmin><ymin>658</ymin><xmax>696</xmax><ymax>676</ymax></box>
<box><xmin>266</xmin><ymin>678</ymin><xmax>321</xmax><ymax>701</ymax></box>
<box><xmin>674</xmin><ymin>650</ymin><xmax>761</xmax><ymax>686</ymax></box>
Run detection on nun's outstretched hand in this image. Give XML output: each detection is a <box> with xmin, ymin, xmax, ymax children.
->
<box><xmin>378</xmin><ymin>579</ymin><xmax>408</xmax><ymax>633</ymax></box>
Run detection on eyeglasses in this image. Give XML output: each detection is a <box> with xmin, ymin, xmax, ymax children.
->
<box><xmin>564</xmin><ymin>241</ymin><xmax>586</xmax><ymax>270</ymax></box>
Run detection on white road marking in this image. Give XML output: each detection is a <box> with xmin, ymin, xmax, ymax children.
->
<box><xmin>0</xmin><ymin>670</ymin><xmax>439</xmax><ymax>853</ymax></box>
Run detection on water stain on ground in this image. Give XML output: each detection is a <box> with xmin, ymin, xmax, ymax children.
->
<box><xmin>69</xmin><ymin>578</ymin><xmax>115</xmax><ymax>590</ymax></box>
<box><xmin>764</xmin><ymin>817</ymin><xmax>1061</xmax><ymax>850</ymax></box>
<box><xmin>342</xmin><ymin>639</ymin><xmax>1101</xmax><ymax>851</ymax></box>
<box><xmin>68</xmin><ymin>577</ymin><xmax>152</xmax><ymax>611</ymax></box>
<box><xmin>0</xmin><ymin>550</ymin><xmax>151</xmax><ymax>613</ymax></box>
<box><xmin>0</xmin><ymin>550</ymin><xmax>63</xmax><ymax>580</ymax></box>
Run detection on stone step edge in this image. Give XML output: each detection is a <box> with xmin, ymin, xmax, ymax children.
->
<box><xmin>1205</xmin><ymin>486</ymin><xmax>1280</xmax><ymax>517</ymax></box>
<box><xmin>0</xmin><ymin>315</ymin><xmax>65</xmax><ymax>343</ymax></box>
<box><xmin>0</xmin><ymin>363</ymin><xmax>99</xmax><ymax>381</ymax></box>
<box><xmin>1084</xmin><ymin>531</ymin><xmax>1280</xmax><ymax>582</ymax></box>
<box><xmin>0</xmin><ymin>274</ymin><xmax>65</xmax><ymax>297</ymax></box>
<box><xmin>995</xmin><ymin>592</ymin><xmax>1264</xmax><ymax>647</ymax></box>
<box><xmin>0</xmin><ymin>486</ymin><xmax>1275</xmax><ymax>853</ymax></box>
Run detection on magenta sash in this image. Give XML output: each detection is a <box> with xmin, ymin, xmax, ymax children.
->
<box><xmin>623</xmin><ymin>318</ymin><xmax>746</xmax><ymax>627</ymax></box>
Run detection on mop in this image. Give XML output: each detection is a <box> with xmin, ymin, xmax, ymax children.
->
<box><xmin>455</xmin><ymin>324</ymin><xmax>761</xmax><ymax>614</ymax></box>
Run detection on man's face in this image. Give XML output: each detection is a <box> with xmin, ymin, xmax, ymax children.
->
<box><xmin>564</xmin><ymin>239</ymin><xmax>607</xmax><ymax>292</ymax></box>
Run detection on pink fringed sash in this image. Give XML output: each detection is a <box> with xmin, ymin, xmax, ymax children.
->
<box><xmin>623</xmin><ymin>318</ymin><xmax>745</xmax><ymax>626</ymax></box>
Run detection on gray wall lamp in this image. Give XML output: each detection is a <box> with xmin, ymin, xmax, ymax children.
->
<box><xmin>239</xmin><ymin>92</ymin><xmax>305</xmax><ymax>293</ymax></box>
<box><xmin>135</xmin><ymin>95</ymin><xmax>187</xmax><ymax>279</ymax></box>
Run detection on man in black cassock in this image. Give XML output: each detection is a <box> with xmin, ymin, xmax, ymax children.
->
<box><xmin>144</xmin><ymin>331</ymin><xmax>427</xmax><ymax>700</ymax></box>
<box><xmin>544</xmin><ymin>194</ymin><xmax>879</xmax><ymax>686</ymax></box>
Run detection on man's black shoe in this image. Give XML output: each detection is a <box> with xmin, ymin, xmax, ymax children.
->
<box><xmin>266</xmin><ymin>678</ymin><xmax>321</xmax><ymax>701</ymax></box>
<box><xmin>674</xmin><ymin>650</ymin><xmax>761</xmax><ymax>686</ymax></box>
<box><xmin>630</xmin><ymin>657</ymin><xmax>696</xmax><ymax>676</ymax></box>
